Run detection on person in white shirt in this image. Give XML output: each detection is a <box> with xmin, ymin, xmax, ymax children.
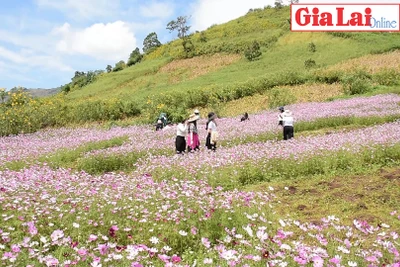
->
<box><xmin>281</xmin><ymin>109</ymin><xmax>294</xmax><ymax>140</ymax></box>
<box><xmin>205</xmin><ymin>112</ymin><xmax>218</xmax><ymax>151</ymax></box>
<box><xmin>176</xmin><ymin>119</ymin><xmax>188</xmax><ymax>154</ymax></box>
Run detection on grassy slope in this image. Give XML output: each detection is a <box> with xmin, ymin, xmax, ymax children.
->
<box><xmin>65</xmin><ymin>7</ymin><xmax>400</xmax><ymax>106</ymax></box>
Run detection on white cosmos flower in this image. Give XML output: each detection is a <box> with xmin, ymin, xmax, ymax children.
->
<box><xmin>179</xmin><ymin>230</ymin><xmax>188</xmax><ymax>236</ymax></box>
<box><xmin>149</xmin><ymin>236</ymin><xmax>159</xmax><ymax>244</ymax></box>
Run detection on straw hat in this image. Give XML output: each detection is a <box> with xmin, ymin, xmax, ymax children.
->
<box><xmin>188</xmin><ymin>113</ymin><xmax>200</xmax><ymax>122</ymax></box>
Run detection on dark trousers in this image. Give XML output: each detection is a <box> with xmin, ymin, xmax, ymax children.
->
<box><xmin>283</xmin><ymin>126</ymin><xmax>294</xmax><ymax>140</ymax></box>
<box><xmin>205</xmin><ymin>133</ymin><xmax>216</xmax><ymax>151</ymax></box>
<box><xmin>175</xmin><ymin>136</ymin><xmax>186</xmax><ymax>153</ymax></box>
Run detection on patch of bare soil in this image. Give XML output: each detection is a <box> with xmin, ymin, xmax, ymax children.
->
<box><xmin>381</xmin><ymin>168</ymin><xmax>400</xmax><ymax>182</ymax></box>
<box><xmin>158</xmin><ymin>54</ymin><xmax>241</xmax><ymax>84</ymax></box>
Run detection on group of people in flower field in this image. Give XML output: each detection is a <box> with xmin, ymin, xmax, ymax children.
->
<box><xmin>165</xmin><ymin>106</ymin><xmax>295</xmax><ymax>154</ymax></box>
<box><xmin>175</xmin><ymin>109</ymin><xmax>219</xmax><ymax>154</ymax></box>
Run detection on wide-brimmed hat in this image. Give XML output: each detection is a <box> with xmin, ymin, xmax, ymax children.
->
<box><xmin>188</xmin><ymin>113</ymin><xmax>200</xmax><ymax>122</ymax></box>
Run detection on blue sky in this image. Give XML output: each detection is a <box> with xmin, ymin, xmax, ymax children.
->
<box><xmin>0</xmin><ymin>0</ymin><xmax>396</xmax><ymax>90</ymax></box>
<box><xmin>0</xmin><ymin>0</ymin><xmax>278</xmax><ymax>89</ymax></box>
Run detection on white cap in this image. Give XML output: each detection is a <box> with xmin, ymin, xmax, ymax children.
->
<box><xmin>194</xmin><ymin>109</ymin><xmax>200</xmax><ymax>114</ymax></box>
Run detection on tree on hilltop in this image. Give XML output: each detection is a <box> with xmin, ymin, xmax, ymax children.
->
<box><xmin>106</xmin><ymin>65</ymin><xmax>112</xmax><ymax>73</ymax></box>
<box><xmin>166</xmin><ymin>16</ymin><xmax>191</xmax><ymax>39</ymax></box>
<box><xmin>127</xmin><ymin>47</ymin><xmax>143</xmax><ymax>66</ymax></box>
<box><xmin>143</xmin><ymin>32</ymin><xmax>162</xmax><ymax>54</ymax></box>
<box><xmin>166</xmin><ymin>16</ymin><xmax>195</xmax><ymax>58</ymax></box>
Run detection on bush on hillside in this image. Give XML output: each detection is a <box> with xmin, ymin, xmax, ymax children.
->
<box><xmin>304</xmin><ymin>58</ymin><xmax>316</xmax><ymax>69</ymax></box>
<box><xmin>341</xmin><ymin>71</ymin><xmax>372</xmax><ymax>95</ymax></box>
<box><xmin>268</xmin><ymin>87</ymin><xmax>297</xmax><ymax>109</ymax></box>
<box><xmin>373</xmin><ymin>68</ymin><xmax>400</xmax><ymax>86</ymax></box>
<box><xmin>113</xmin><ymin>61</ymin><xmax>126</xmax><ymax>72</ymax></box>
<box><xmin>308</xmin><ymin>42</ymin><xmax>316</xmax><ymax>52</ymax></box>
<box><xmin>244</xmin><ymin>41</ymin><xmax>262</xmax><ymax>61</ymax></box>
<box><xmin>127</xmin><ymin>48</ymin><xmax>143</xmax><ymax>67</ymax></box>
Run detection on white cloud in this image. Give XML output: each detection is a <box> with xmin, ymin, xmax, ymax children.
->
<box><xmin>35</xmin><ymin>0</ymin><xmax>120</xmax><ymax>20</ymax></box>
<box><xmin>0</xmin><ymin>47</ymin><xmax>24</xmax><ymax>63</ymax></box>
<box><xmin>191</xmin><ymin>0</ymin><xmax>276</xmax><ymax>31</ymax></box>
<box><xmin>0</xmin><ymin>46</ymin><xmax>72</xmax><ymax>72</ymax></box>
<box><xmin>139</xmin><ymin>1</ymin><xmax>175</xmax><ymax>19</ymax></box>
<box><xmin>54</xmin><ymin>21</ymin><xmax>137</xmax><ymax>61</ymax></box>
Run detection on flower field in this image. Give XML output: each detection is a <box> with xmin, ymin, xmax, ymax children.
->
<box><xmin>0</xmin><ymin>94</ymin><xmax>399</xmax><ymax>266</ymax></box>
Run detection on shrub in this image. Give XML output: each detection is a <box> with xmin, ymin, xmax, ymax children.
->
<box><xmin>244</xmin><ymin>41</ymin><xmax>262</xmax><ymax>61</ymax></box>
<box><xmin>308</xmin><ymin>42</ymin><xmax>316</xmax><ymax>52</ymax></box>
<box><xmin>304</xmin><ymin>58</ymin><xmax>316</xmax><ymax>69</ymax></box>
<box><xmin>268</xmin><ymin>87</ymin><xmax>297</xmax><ymax>109</ymax></box>
<box><xmin>341</xmin><ymin>71</ymin><xmax>372</xmax><ymax>95</ymax></box>
<box><xmin>373</xmin><ymin>68</ymin><xmax>400</xmax><ymax>86</ymax></box>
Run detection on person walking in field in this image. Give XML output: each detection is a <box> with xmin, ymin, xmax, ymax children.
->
<box><xmin>205</xmin><ymin>112</ymin><xmax>218</xmax><ymax>151</ymax></box>
<box><xmin>278</xmin><ymin>106</ymin><xmax>285</xmax><ymax>126</ymax></box>
<box><xmin>176</xmin><ymin>119</ymin><xmax>188</xmax><ymax>154</ymax></box>
<box><xmin>281</xmin><ymin>108</ymin><xmax>294</xmax><ymax>140</ymax></box>
<box><xmin>187</xmin><ymin>113</ymin><xmax>200</xmax><ymax>152</ymax></box>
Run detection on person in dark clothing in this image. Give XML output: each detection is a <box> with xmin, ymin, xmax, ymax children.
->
<box><xmin>281</xmin><ymin>109</ymin><xmax>294</xmax><ymax>140</ymax></box>
<box><xmin>278</xmin><ymin>106</ymin><xmax>285</xmax><ymax>126</ymax></box>
<box><xmin>240</xmin><ymin>112</ymin><xmax>249</xmax><ymax>122</ymax></box>
<box><xmin>205</xmin><ymin>112</ymin><xmax>218</xmax><ymax>151</ymax></box>
<box><xmin>155</xmin><ymin>119</ymin><xmax>163</xmax><ymax>131</ymax></box>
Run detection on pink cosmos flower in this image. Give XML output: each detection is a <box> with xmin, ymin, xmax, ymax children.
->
<box><xmin>11</xmin><ymin>244</ymin><xmax>20</xmax><ymax>253</ymax></box>
<box><xmin>89</xmin><ymin>234</ymin><xmax>98</xmax><ymax>241</ymax></box>
<box><xmin>98</xmin><ymin>244</ymin><xmax>109</xmax><ymax>255</ymax></box>
<box><xmin>191</xmin><ymin>226</ymin><xmax>198</xmax><ymax>235</ymax></box>
<box><xmin>27</xmin><ymin>222</ymin><xmax>37</xmax><ymax>236</ymax></box>
<box><xmin>171</xmin><ymin>255</ymin><xmax>181</xmax><ymax>263</ymax></box>
<box><xmin>50</xmin><ymin>229</ymin><xmax>64</xmax><ymax>242</ymax></box>
<box><xmin>201</xmin><ymin>237</ymin><xmax>211</xmax><ymax>248</ymax></box>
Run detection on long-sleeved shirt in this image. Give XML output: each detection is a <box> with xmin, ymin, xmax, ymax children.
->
<box><xmin>176</xmin><ymin>123</ymin><xmax>187</xmax><ymax>137</ymax></box>
<box><xmin>282</xmin><ymin>115</ymin><xmax>294</xmax><ymax>127</ymax></box>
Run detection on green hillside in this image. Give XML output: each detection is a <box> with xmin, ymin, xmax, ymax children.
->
<box><xmin>1</xmin><ymin>6</ymin><xmax>400</xmax><ymax>135</ymax></box>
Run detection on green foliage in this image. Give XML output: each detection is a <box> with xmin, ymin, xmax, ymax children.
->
<box><xmin>304</xmin><ymin>58</ymin><xmax>316</xmax><ymax>69</ymax></box>
<box><xmin>113</xmin><ymin>60</ymin><xmax>126</xmax><ymax>72</ymax></box>
<box><xmin>373</xmin><ymin>68</ymin><xmax>400</xmax><ymax>86</ymax></box>
<box><xmin>244</xmin><ymin>40</ymin><xmax>262</xmax><ymax>61</ymax></box>
<box><xmin>65</xmin><ymin>70</ymin><xmax>104</xmax><ymax>92</ymax></box>
<box><xmin>106</xmin><ymin>65</ymin><xmax>112</xmax><ymax>73</ymax></box>
<box><xmin>61</xmin><ymin>84</ymin><xmax>70</xmax><ymax>93</ymax></box>
<box><xmin>341</xmin><ymin>70</ymin><xmax>372</xmax><ymax>95</ymax></box>
<box><xmin>0</xmin><ymin>88</ymin><xmax>6</xmax><ymax>103</ymax></box>
<box><xmin>76</xmin><ymin>152</ymin><xmax>145</xmax><ymax>174</ymax></box>
<box><xmin>127</xmin><ymin>48</ymin><xmax>143</xmax><ymax>67</ymax></box>
<box><xmin>182</xmin><ymin>38</ymin><xmax>195</xmax><ymax>58</ymax></box>
<box><xmin>143</xmin><ymin>32</ymin><xmax>162</xmax><ymax>54</ymax></box>
<box><xmin>275</xmin><ymin>0</ymin><xmax>284</xmax><ymax>9</ymax></box>
<box><xmin>236</xmin><ymin>144</ymin><xmax>400</xmax><ymax>186</ymax></box>
<box><xmin>268</xmin><ymin>87</ymin><xmax>297</xmax><ymax>109</ymax></box>
<box><xmin>308</xmin><ymin>42</ymin><xmax>316</xmax><ymax>52</ymax></box>
<box><xmin>199</xmin><ymin>32</ymin><xmax>207</xmax><ymax>42</ymax></box>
